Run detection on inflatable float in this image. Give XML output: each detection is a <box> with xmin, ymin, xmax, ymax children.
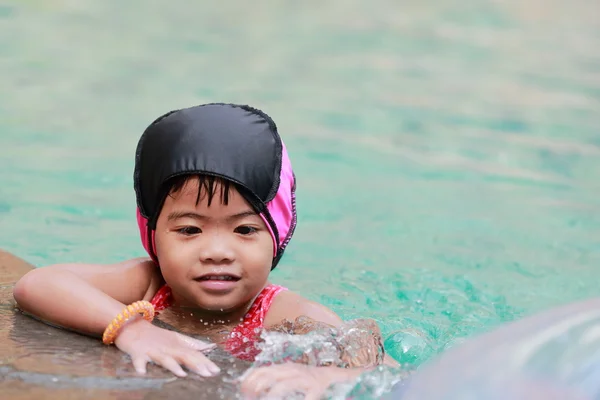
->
<box><xmin>385</xmin><ymin>295</ymin><xmax>600</xmax><ymax>399</ymax></box>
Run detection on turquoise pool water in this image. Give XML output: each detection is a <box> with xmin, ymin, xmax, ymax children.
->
<box><xmin>1</xmin><ymin>0</ymin><xmax>599</xmax><ymax>367</ymax></box>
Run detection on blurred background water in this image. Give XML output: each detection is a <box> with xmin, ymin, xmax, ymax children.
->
<box><xmin>0</xmin><ymin>0</ymin><xmax>599</xmax><ymax>367</ymax></box>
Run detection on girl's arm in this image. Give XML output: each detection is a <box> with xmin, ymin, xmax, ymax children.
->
<box><xmin>264</xmin><ymin>290</ymin><xmax>400</xmax><ymax>368</ymax></box>
<box><xmin>12</xmin><ymin>258</ymin><xmax>160</xmax><ymax>337</ymax></box>
<box><xmin>13</xmin><ymin>258</ymin><xmax>220</xmax><ymax>378</ymax></box>
<box><xmin>243</xmin><ymin>291</ymin><xmax>401</xmax><ymax>398</ymax></box>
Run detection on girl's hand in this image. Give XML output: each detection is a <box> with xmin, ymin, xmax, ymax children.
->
<box><xmin>114</xmin><ymin>317</ymin><xmax>220</xmax><ymax>378</ymax></box>
<box><xmin>240</xmin><ymin>363</ymin><xmax>360</xmax><ymax>399</ymax></box>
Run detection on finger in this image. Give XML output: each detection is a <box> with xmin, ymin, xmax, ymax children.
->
<box><xmin>175</xmin><ymin>351</ymin><xmax>221</xmax><ymax>376</ymax></box>
<box><xmin>240</xmin><ymin>367</ymin><xmax>272</xmax><ymax>397</ymax></box>
<box><xmin>305</xmin><ymin>387</ymin><xmax>327</xmax><ymax>400</ymax></box>
<box><xmin>176</xmin><ymin>333</ymin><xmax>216</xmax><ymax>352</ymax></box>
<box><xmin>131</xmin><ymin>354</ymin><xmax>150</xmax><ymax>375</ymax></box>
<box><xmin>240</xmin><ymin>366</ymin><xmax>303</xmax><ymax>397</ymax></box>
<box><xmin>265</xmin><ymin>378</ymin><xmax>328</xmax><ymax>400</ymax></box>
<box><xmin>152</xmin><ymin>353</ymin><xmax>188</xmax><ymax>378</ymax></box>
<box><xmin>239</xmin><ymin>366</ymin><xmax>274</xmax><ymax>394</ymax></box>
<box><xmin>245</xmin><ymin>364</ymin><xmax>304</xmax><ymax>381</ymax></box>
<box><xmin>261</xmin><ymin>378</ymin><xmax>310</xmax><ymax>399</ymax></box>
<box><xmin>241</xmin><ymin>363</ymin><xmax>293</xmax><ymax>382</ymax></box>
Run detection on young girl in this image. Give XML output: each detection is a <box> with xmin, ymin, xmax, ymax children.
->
<box><xmin>13</xmin><ymin>103</ymin><xmax>397</xmax><ymax>398</ymax></box>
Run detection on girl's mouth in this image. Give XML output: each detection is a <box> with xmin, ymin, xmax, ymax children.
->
<box><xmin>196</xmin><ymin>275</ymin><xmax>240</xmax><ymax>282</ymax></box>
<box><xmin>194</xmin><ymin>274</ymin><xmax>241</xmax><ymax>293</ymax></box>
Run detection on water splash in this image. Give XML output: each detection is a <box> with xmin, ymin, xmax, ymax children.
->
<box><xmin>233</xmin><ymin>317</ymin><xmax>408</xmax><ymax>398</ymax></box>
<box><xmin>253</xmin><ymin>317</ymin><xmax>386</xmax><ymax>369</ymax></box>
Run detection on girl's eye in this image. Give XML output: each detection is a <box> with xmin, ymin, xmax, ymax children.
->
<box><xmin>177</xmin><ymin>226</ymin><xmax>201</xmax><ymax>235</ymax></box>
<box><xmin>235</xmin><ymin>226</ymin><xmax>258</xmax><ymax>235</ymax></box>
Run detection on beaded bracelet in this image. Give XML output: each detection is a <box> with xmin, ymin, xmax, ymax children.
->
<box><xmin>102</xmin><ymin>301</ymin><xmax>155</xmax><ymax>345</ymax></box>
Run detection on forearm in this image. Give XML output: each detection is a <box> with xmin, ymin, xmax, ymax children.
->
<box><xmin>13</xmin><ymin>268</ymin><xmax>126</xmax><ymax>337</ymax></box>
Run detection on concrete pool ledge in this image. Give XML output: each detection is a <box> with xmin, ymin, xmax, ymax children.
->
<box><xmin>0</xmin><ymin>249</ymin><xmax>251</xmax><ymax>399</ymax></box>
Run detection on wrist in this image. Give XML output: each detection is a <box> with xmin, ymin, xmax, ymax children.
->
<box><xmin>113</xmin><ymin>316</ymin><xmax>151</xmax><ymax>347</ymax></box>
<box><xmin>102</xmin><ymin>300</ymin><xmax>155</xmax><ymax>345</ymax></box>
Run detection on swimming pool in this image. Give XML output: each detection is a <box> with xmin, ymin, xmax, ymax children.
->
<box><xmin>1</xmin><ymin>0</ymin><xmax>599</xmax><ymax>374</ymax></box>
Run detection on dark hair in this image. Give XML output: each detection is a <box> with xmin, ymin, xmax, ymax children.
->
<box><xmin>162</xmin><ymin>174</ymin><xmax>261</xmax><ymax>213</ymax></box>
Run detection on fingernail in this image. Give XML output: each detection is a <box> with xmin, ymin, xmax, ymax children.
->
<box><xmin>195</xmin><ymin>363</ymin><xmax>213</xmax><ymax>376</ymax></box>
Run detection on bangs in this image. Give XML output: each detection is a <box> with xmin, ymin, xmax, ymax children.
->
<box><xmin>167</xmin><ymin>174</ymin><xmax>236</xmax><ymax>207</ymax></box>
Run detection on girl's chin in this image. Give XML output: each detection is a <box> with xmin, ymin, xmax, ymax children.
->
<box><xmin>176</xmin><ymin>295</ymin><xmax>248</xmax><ymax>314</ymax></box>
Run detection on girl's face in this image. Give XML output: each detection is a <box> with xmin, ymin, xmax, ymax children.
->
<box><xmin>154</xmin><ymin>177</ymin><xmax>273</xmax><ymax>314</ymax></box>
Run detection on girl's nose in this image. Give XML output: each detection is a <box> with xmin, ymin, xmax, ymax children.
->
<box><xmin>198</xmin><ymin>234</ymin><xmax>235</xmax><ymax>264</ymax></box>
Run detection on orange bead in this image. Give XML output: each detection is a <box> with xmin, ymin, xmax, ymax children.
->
<box><xmin>102</xmin><ymin>301</ymin><xmax>155</xmax><ymax>345</ymax></box>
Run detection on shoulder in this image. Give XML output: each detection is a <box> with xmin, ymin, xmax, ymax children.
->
<box><xmin>71</xmin><ymin>257</ymin><xmax>162</xmax><ymax>302</ymax></box>
<box><xmin>264</xmin><ymin>288</ymin><xmax>344</xmax><ymax>328</ymax></box>
<box><xmin>108</xmin><ymin>258</ymin><xmax>163</xmax><ymax>301</ymax></box>
<box><xmin>96</xmin><ymin>257</ymin><xmax>163</xmax><ymax>303</ymax></box>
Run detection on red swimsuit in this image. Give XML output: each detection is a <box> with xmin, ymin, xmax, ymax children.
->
<box><xmin>150</xmin><ymin>283</ymin><xmax>287</xmax><ymax>361</ymax></box>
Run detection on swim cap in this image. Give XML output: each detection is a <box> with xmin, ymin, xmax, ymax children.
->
<box><xmin>134</xmin><ymin>103</ymin><xmax>297</xmax><ymax>269</ymax></box>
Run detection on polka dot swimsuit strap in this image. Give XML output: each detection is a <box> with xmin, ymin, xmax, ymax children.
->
<box><xmin>225</xmin><ymin>284</ymin><xmax>288</xmax><ymax>360</ymax></box>
<box><xmin>149</xmin><ymin>283</ymin><xmax>288</xmax><ymax>361</ymax></box>
<box><xmin>150</xmin><ymin>284</ymin><xmax>173</xmax><ymax>313</ymax></box>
